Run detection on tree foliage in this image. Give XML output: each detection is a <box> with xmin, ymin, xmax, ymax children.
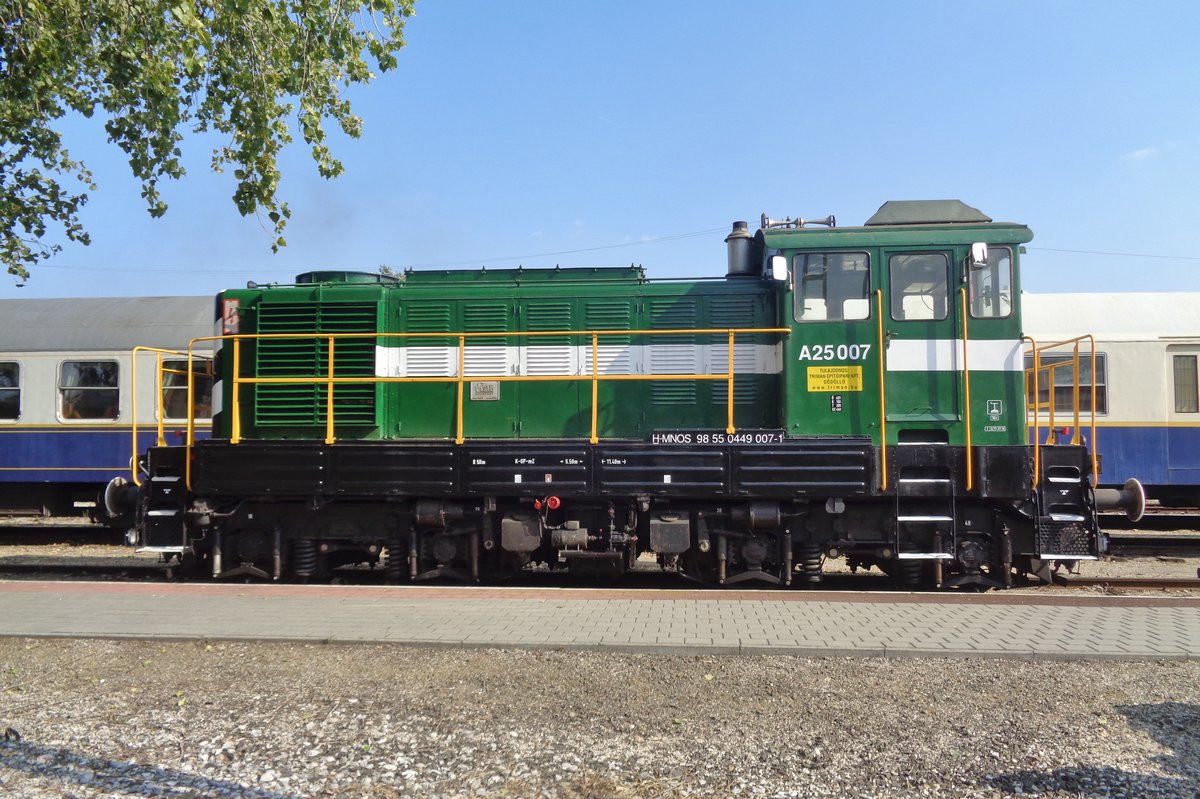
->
<box><xmin>0</xmin><ymin>0</ymin><xmax>415</xmax><ymax>279</ymax></box>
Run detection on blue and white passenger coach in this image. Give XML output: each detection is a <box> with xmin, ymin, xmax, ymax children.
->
<box><xmin>0</xmin><ymin>296</ymin><xmax>214</xmax><ymax>518</ymax></box>
<box><xmin>1023</xmin><ymin>292</ymin><xmax>1200</xmax><ymax>507</ymax></box>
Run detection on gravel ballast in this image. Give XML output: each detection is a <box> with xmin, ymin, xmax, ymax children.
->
<box><xmin>2</xmin><ymin>639</ymin><xmax>1199</xmax><ymax>798</ymax></box>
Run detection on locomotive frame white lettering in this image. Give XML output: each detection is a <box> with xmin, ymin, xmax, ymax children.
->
<box><xmin>797</xmin><ymin>344</ymin><xmax>872</xmax><ymax>362</ymax></box>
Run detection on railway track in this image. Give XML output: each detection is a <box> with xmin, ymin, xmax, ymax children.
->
<box><xmin>1102</xmin><ymin>508</ymin><xmax>1200</xmax><ymax>531</ymax></box>
<box><xmin>0</xmin><ymin>559</ymin><xmax>166</xmax><ymax>581</ymax></box>
<box><xmin>2</xmin><ymin>526</ymin><xmax>1198</xmax><ymax>591</ymax></box>
<box><xmin>1051</xmin><ymin>575</ymin><xmax>1200</xmax><ymax>591</ymax></box>
<box><xmin>1106</xmin><ymin>532</ymin><xmax>1200</xmax><ymax>557</ymax></box>
<box><xmin>0</xmin><ymin>524</ymin><xmax>122</xmax><ymax>546</ymax></box>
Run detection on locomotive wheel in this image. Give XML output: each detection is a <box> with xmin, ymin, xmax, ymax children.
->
<box><xmin>679</xmin><ymin>548</ymin><xmax>721</xmax><ymax>585</ymax></box>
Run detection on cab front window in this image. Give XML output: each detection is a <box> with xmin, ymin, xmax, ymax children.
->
<box><xmin>890</xmin><ymin>252</ymin><xmax>949</xmax><ymax>321</ymax></box>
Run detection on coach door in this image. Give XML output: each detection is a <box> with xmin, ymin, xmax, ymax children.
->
<box><xmin>881</xmin><ymin>249</ymin><xmax>961</xmax><ymax>425</ymax></box>
<box><xmin>1166</xmin><ymin>345</ymin><xmax>1200</xmax><ymax>485</ymax></box>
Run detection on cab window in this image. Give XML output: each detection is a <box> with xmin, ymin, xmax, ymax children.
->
<box><xmin>969</xmin><ymin>247</ymin><xmax>1013</xmax><ymax>319</ymax></box>
<box><xmin>0</xmin><ymin>362</ymin><xmax>18</xmax><ymax>421</ymax></box>
<box><xmin>792</xmin><ymin>252</ymin><xmax>870</xmax><ymax>322</ymax></box>
<box><xmin>161</xmin><ymin>360</ymin><xmax>214</xmax><ymax>420</ymax></box>
<box><xmin>890</xmin><ymin>252</ymin><xmax>949</xmax><ymax>321</ymax></box>
<box><xmin>60</xmin><ymin>360</ymin><xmax>119</xmax><ymax>420</ymax></box>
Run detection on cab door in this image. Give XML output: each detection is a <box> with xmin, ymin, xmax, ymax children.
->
<box><xmin>881</xmin><ymin>249</ymin><xmax>961</xmax><ymax>425</ymax></box>
<box><xmin>783</xmin><ymin>249</ymin><xmax>879</xmax><ymax>437</ymax></box>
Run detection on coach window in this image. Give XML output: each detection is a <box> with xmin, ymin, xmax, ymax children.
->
<box><xmin>1174</xmin><ymin>355</ymin><xmax>1199</xmax><ymax>413</ymax></box>
<box><xmin>968</xmin><ymin>246</ymin><xmax>1012</xmax><ymax>318</ymax></box>
<box><xmin>890</xmin><ymin>252</ymin><xmax>949</xmax><ymax>321</ymax></box>
<box><xmin>161</xmin><ymin>360</ymin><xmax>214</xmax><ymax>420</ymax></box>
<box><xmin>59</xmin><ymin>360</ymin><xmax>119</xmax><ymax>421</ymax></box>
<box><xmin>792</xmin><ymin>252</ymin><xmax>871</xmax><ymax>321</ymax></box>
<box><xmin>0</xmin><ymin>362</ymin><xmax>18</xmax><ymax>421</ymax></box>
<box><xmin>1024</xmin><ymin>353</ymin><xmax>1108</xmax><ymax>414</ymax></box>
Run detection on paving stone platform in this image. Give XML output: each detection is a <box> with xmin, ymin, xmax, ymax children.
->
<box><xmin>1</xmin><ymin>581</ymin><xmax>1197</xmax><ymax>661</ymax></box>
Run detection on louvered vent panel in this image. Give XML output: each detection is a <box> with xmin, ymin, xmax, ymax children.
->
<box><xmin>708</xmin><ymin>296</ymin><xmax>757</xmax><ymax>327</ymax></box>
<box><xmin>649</xmin><ymin>300</ymin><xmax>698</xmax><ymax>404</ymax></box>
<box><xmin>406</xmin><ymin>347</ymin><xmax>455</xmax><ymax>377</ymax></box>
<box><xmin>254</xmin><ymin>301</ymin><xmax>377</xmax><ymax>426</ymax></box>
<box><xmin>709</xmin><ymin>295</ymin><xmax>763</xmax><ymax>404</ymax></box>
<box><xmin>404</xmin><ymin>302</ymin><xmax>454</xmax><ymax>377</ymax></box>
<box><xmin>711</xmin><ymin>343</ymin><xmax>759</xmax><ymax>404</ymax></box>
<box><xmin>585</xmin><ymin>301</ymin><xmax>634</xmax><ymax>375</ymax></box>
<box><xmin>464</xmin><ymin>346</ymin><xmax>508</xmax><ymax>377</ymax></box>
<box><xmin>405</xmin><ymin>304</ymin><xmax>453</xmax><ymax>336</ymax></box>
<box><xmin>463</xmin><ymin>303</ymin><xmax>512</xmax><ymax>376</ymax></box>
<box><xmin>463</xmin><ymin>304</ymin><xmax>509</xmax><ymax>332</ymax></box>
<box><xmin>525</xmin><ymin>302</ymin><xmax>574</xmax><ymax>375</ymax></box>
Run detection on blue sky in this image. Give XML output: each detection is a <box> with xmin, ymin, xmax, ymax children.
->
<box><xmin>10</xmin><ymin>1</ymin><xmax>1200</xmax><ymax>298</ymax></box>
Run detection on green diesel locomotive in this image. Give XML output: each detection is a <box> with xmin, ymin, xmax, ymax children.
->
<box><xmin>118</xmin><ymin>200</ymin><xmax>1143</xmax><ymax>587</ymax></box>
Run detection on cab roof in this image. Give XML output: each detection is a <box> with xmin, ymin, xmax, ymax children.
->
<box><xmin>761</xmin><ymin>200</ymin><xmax>1032</xmax><ymax>250</ymax></box>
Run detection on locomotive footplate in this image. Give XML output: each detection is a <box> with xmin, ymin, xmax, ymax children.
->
<box><xmin>184</xmin><ymin>437</ymin><xmax>876</xmax><ymax>499</ymax></box>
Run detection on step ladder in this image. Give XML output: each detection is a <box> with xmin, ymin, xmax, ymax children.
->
<box><xmin>138</xmin><ymin>475</ymin><xmax>187</xmax><ymax>552</ymax></box>
<box><xmin>1034</xmin><ymin>460</ymin><xmax>1098</xmax><ymax>561</ymax></box>
<box><xmin>893</xmin><ymin>444</ymin><xmax>956</xmax><ymax>561</ymax></box>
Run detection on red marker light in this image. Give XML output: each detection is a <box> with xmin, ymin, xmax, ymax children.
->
<box><xmin>533</xmin><ymin>499</ymin><xmax>543</xmax><ymax>510</ymax></box>
<box><xmin>546</xmin><ymin>496</ymin><xmax>562</xmax><ymax>510</ymax></box>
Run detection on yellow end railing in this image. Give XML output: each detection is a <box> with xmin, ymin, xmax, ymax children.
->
<box><xmin>129</xmin><ymin>347</ymin><xmax>214</xmax><ymax>486</ymax></box>
<box><xmin>1023</xmin><ymin>334</ymin><xmax>1098</xmax><ymax>483</ymax></box>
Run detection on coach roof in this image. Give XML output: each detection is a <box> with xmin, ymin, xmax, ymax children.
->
<box><xmin>0</xmin><ymin>296</ymin><xmax>213</xmax><ymax>352</ymax></box>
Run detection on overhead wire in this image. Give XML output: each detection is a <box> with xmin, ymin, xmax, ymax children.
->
<box><xmin>29</xmin><ymin>226</ymin><xmax>731</xmax><ymax>275</ymax></box>
<box><xmin>22</xmin><ymin>234</ymin><xmax>1200</xmax><ymax>276</ymax></box>
<box><xmin>1028</xmin><ymin>247</ymin><xmax>1200</xmax><ymax>261</ymax></box>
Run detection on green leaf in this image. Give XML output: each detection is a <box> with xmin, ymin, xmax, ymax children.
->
<box><xmin>1</xmin><ymin>0</ymin><xmax>417</xmax><ymax>279</ymax></box>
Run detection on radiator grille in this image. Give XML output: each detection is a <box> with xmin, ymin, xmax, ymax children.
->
<box><xmin>254</xmin><ymin>302</ymin><xmax>377</xmax><ymax>426</ymax></box>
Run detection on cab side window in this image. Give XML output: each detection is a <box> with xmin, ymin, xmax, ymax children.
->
<box><xmin>60</xmin><ymin>360</ymin><xmax>119</xmax><ymax>420</ymax></box>
<box><xmin>890</xmin><ymin>252</ymin><xmax>949</xmax><ymax>321</ymax></box>
<box><xmin>969</xmin><ymin>247</ymin><xmax>1013</xmax><ymax>319</ymax></box>
<box><xmin>0</xmin><ymin>362</ymin><xmax>18</xmax><ymax>420</ymax></box>
<box><xmin>792</xmin><ymin>252</ymin><xmax>871</xmax><ymax>322</ymax></box>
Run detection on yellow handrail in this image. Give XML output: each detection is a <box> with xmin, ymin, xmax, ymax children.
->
<box><xmin>1022</xmin><ymin>336</ymin><xmax>1040</xmax><ymax>482</ymax></box>
<box><xmin>875</xmin><ymin>290</ymin><xmax>887</xmax><ymax>491</ymax></box>
<box><xmin>959</xmin><ymin>288</ymin><xmax>973</xmax><ymax>492</ymax></box>
<box><xmin>455</xmin><ymin>334</ymin><xmax>466</xmax><ymax>445</ymax></box>
<box><xmin>325</xmin><ymin>337</ymin><xmax>337</xmax><ymax>445</ymax></box>
<box><xmin>724</xmin><ymin>326</ymin><xmax>734</xmax><ymax>431</ymax></box>
<box><xmin>589</xmin><ymin>333</ymin><xmax>600</xmax><ymax>445</ymax></box>
<box><xmin>1023</xmin><ymin>334</ymin><xmax>1098</xmax><ymax>484</ymax></box>
<box><xmin>231</xmin><ymin>338</ymin><xmax>243</xmax><ymax>444</ymax></box>
<box><xmin>189</xmin><ymin>326</ymin><xmax>790</xmax><ymax>469</ymax></box>
<box><xmin>130</xmin><ymin>346</ymin><xmax>213</xmax><ymax>486</ymax></box>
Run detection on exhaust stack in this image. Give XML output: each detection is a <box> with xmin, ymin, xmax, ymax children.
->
<box><xmin>724</xmin><ymin>221</ymin><xmax>753</xmax><ymax>277</ymax></box>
